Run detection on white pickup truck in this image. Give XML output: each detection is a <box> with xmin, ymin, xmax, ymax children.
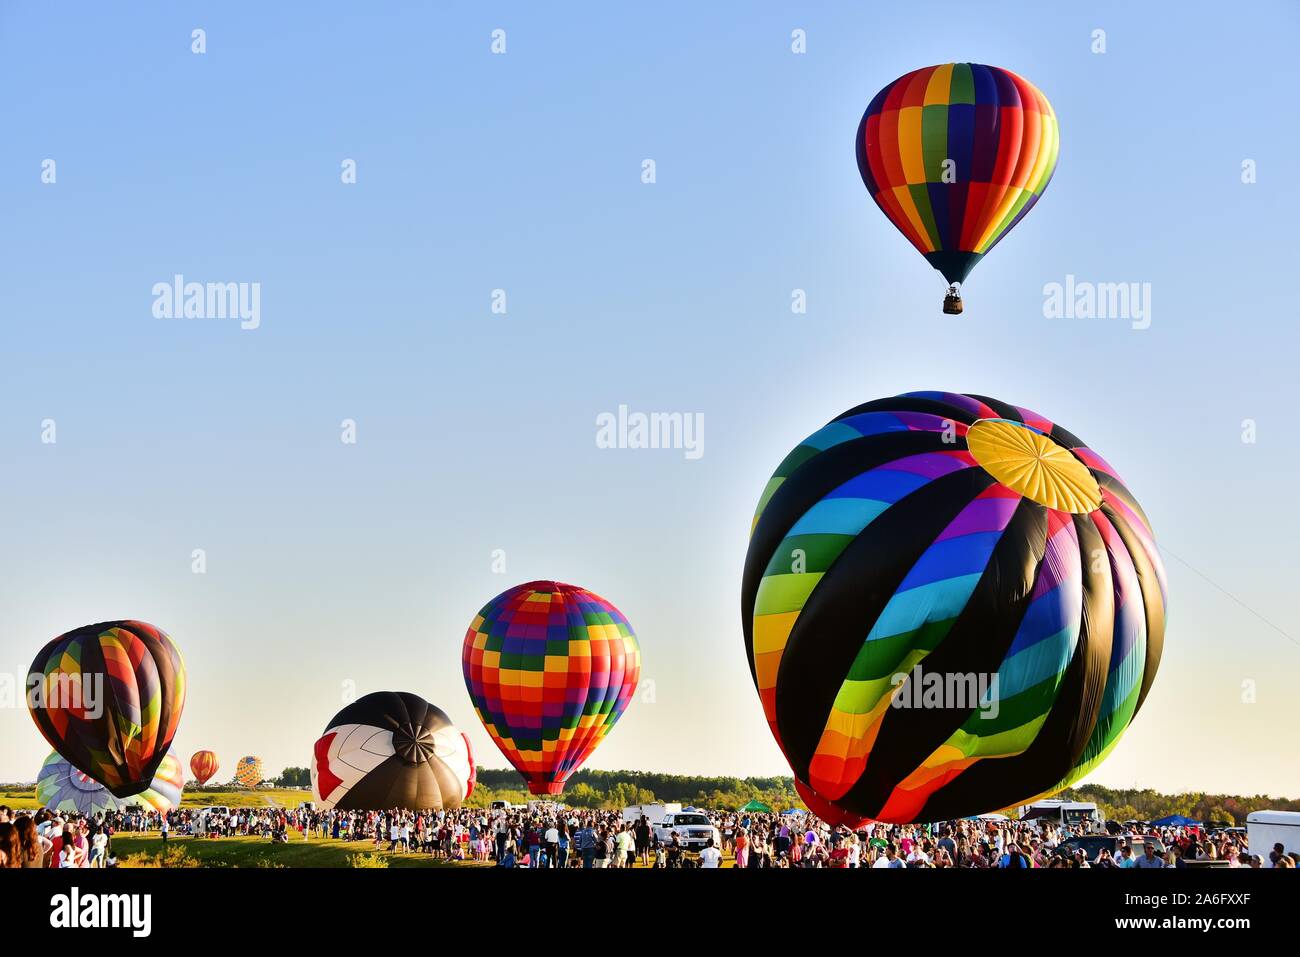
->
<box><xmin>654</xmin><ymin>811</ymin><xmax>721</xmax><ymax>852</ymax></box>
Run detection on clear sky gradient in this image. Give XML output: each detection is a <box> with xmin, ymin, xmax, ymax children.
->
<box><xmin>2</xmin><ymin>1</ymin><xmax>1298</xmax><ymax>797</ymax></box>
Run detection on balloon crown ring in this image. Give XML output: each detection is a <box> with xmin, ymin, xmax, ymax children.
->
<box><xmin>966</xmin><ymin>418</ymin><xmax>1102</xmax><ymax>513</ymax></box>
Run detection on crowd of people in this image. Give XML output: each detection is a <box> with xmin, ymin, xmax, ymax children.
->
<box><xmin>1</xmin><ymin>800</ymin><xmax>1293</xmax><ymax>870</ymax></box>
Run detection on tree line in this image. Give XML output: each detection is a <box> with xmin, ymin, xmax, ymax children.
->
<box><xmin>463</xmin><ymin>769</ymin><xmax>1299</xmax><ymax>824</ymax></box>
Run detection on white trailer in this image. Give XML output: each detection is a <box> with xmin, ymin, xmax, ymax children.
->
<box><xmin>622</xmin><ymin>802</ymin><xmax>681</xmax><ymax>826</ymax></box>
<box><xmin>1247</xmin><ymin>810</ymin><xmax>1300</xmax><ymax>866</ymax></box>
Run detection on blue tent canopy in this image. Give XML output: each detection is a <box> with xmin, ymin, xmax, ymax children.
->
<box><xmin>1151</xmin><ymin>814</ymin><xmax>1202</xmax><ymax>827</ymax></box>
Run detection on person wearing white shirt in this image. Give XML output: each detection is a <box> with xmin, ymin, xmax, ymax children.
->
<box><xmin>699</xmin><ymin>839</ymin><xmax>721</xmax><ymax>868</ymax></box>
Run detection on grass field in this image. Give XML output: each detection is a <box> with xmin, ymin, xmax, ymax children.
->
<box><xmin>111</xmin><ymin>834</ymin><xmax>486</xmax><ymax>868</ymax></box>
<box><xmin>0</xmin><ymin>786</ymin><xmax>314</xmax><ymax>811</ymax></box>
<box><xmin>4</xmin><ymin>785</ymin><xmax>738</xmax><ymax>868</ymax></box>
<box><xmin>108</xmin><ymin>834</ymin><xmax>734</xmax><ymax>868</ymax></box>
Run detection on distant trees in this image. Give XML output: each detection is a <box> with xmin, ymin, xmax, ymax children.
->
<box><xmin>462</xmin><ymin>769</ymin><xmax>1297</xmax><ymax>823</ymax></box>
<box><xmin>274</xmin><ymin>767</ymin><xmax>311</xmax><ymax>788</ymax></box>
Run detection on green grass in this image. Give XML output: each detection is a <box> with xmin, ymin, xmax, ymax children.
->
<box><xmin>112</xmin><ymin>834</ymin><xmax>489</xmax><ymax>868</ymax></box>
<box><xmin>110</xmin><ymin>834</ymin><xmax>738</xmax><ymax>868</ymax></box>
<box><xmin>0</xmin><ymin>786</ymin><xmax>314</xmax><ymax>812</ymax></box>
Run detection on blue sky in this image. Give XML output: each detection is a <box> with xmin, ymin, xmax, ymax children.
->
<box><xmin>2</xmin><ymin>1</ymin><xmax>1298</xmax><ymax>796</ymax></box>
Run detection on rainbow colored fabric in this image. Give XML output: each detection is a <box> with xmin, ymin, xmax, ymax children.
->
<box><xmin>856</xmin><ymin>63</ymin><xmax>1059</xmax><ymax>285</ymax></box>
<box><xmin>27</xmin><ymin>620</ymin><xmax>186</xmax><ymax>800</ymax></box>
<box><xmin>462</xmin><ymin>581</ymin><xmax>640</xmax><ymax>795</ymax></box>
<box><xmin>37</xmin><ymin>747</ymin><xmax>184</xmax><ymax>815</ymax></box>
<box><xmin>741</xmin><ymin>392</ymin><xmax>1166</xmax><ymax>824</ymax></box>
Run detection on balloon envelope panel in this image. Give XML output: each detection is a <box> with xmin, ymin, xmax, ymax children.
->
<box><xmin>742</xmin><ymin>392</ymin><xmax>1165</xmax><ymax>824</ymax></box>
<box><xmin>310</xmin><ymin>691</ymin><xmax>474</xmax><ymax>811</ymax></box>
<box><xmin>462</xmin><ymin>581</ymin><xmax>640</xmax><ymax>795</ymax></box>
<box><xmin>27</xmin><ymin>620</ymin><xmax>186</xmax><ymax>799</ymax></box>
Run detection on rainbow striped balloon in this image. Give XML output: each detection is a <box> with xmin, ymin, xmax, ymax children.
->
<box><xmin>462</xmin><ymin>582</ymin><xmax>640</xmax><ymax>795</ymax></box>
<box><xmin>856</xmin><ymin>63</ymin><xmax>1058</xmax><ymax>302</ymax></box>
<box><xmin>28</xmin><ymin>620</ymin><xmax>186</xmax><ymax>800</ymax></box>
<box><xmin>742</xmin><ymin>392</ymin><xmax>1166</xmax><ymax>824</ymax></box>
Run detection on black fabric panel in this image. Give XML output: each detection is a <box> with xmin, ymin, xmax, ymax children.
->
<box><xmin>772</xmin><ymin>467</ymin><xmax>997</xmax><ymax>780</ymax></box>
<box><xmin>842</xmin><ymin>499</ymin><xmax>1048</xmax><ymax>818</ymax></box>
<box><xmin>336</xmin><ymin>754</ymin><xmax>404</xmax><ymax>811</ymax></box>
<box><xmin>1095</xmin><ymin>473</ymin><xmax>1157</xmax><ymax>542</ymax></box>
<box><xmin>741</xmin><ymin>431</ymin><xmax>967</xmax><ymax>685</ymax></box>
<box><xmin>1101</xmin><ymin>502</ymin><xmax>1166</xmax><ymax>716</ymax></box>
<box><xmin>923</xmin><ymin>250</ymin><xmax>983</xmax><ymax>284</ymax></box>
<box><xmin>917</xmin><ymin>511</ymin><xmax>1115</xmax><ymax>820</ymax></box>
<box><xmin>323</xmin><ymin>691</ymin><xmax>452</xmax><ymax>738</ymax></box>
<box><xmin>966</xmin><ymin>394</ymin><xmax>1025</xmax><ymax>423</ymax></box>
<box><xmin>832</xmin><ymin>396</ymin><xmax>982</xmax><ymax>426</ymax></box>
<box><xmin>1048</xmin><ymin>423</ymin><xmax>1089</xmax><ymax>450</ymax></box>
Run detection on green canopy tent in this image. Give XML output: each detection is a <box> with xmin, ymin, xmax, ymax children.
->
<box><xmin>739</xmin><ymin>799</ymin><xmax>772</xmax><ymax>813</ymax></box>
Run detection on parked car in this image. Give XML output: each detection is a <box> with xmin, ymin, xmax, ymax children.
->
<box><xmin>1054</xmin><ymin>834</ymin><xmax>1166</xmax><ymax>862</ymax></box>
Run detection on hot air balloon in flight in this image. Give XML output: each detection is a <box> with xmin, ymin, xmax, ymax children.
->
<box><xmin>38</xmin><ymin>746</ymin><xmax>185</xmax><ymax>815</ymax></box>
<box><xmin>27</xmin><ymin>620</ymin><xmax>186</xmax><ymax>799</ymax></box>
<box><xmin>311</xmin><ymin>691</ymin><xmax>475</xmax><ymax>811</ymax></box>
<box><xmin>856</xmin><ymin>63</ymin><xmax>1059</xmax><ymax>314</ymax></box>
<box><xmin>462</xmin><ymin>581</ymin><xmax>641</xmax><ymax>795</ymax></box>
<box><xmin>190</xmin><ymin>750</ymin><xmax>219</xmax><ymax>787</ymax></box>
<box><xmin>742</xmin><ymin>392</ymin><xmax>1165</xmax><ymax>824</ymax></box>
<box><xmin>233</xmin><ymin>756</ymin><xmax>264</xmax><ymax>789</ymax></box>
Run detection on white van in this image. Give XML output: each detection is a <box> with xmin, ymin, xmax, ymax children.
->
<box><xmin>1246</xmin><ymin>810</ymin><xmax>1300</xmax><ymax>866</ymax></box>
<box><xmin>1020</xmin><ymin>800</ymin><xmax>1105</xmax><ymax>832</ymax></box>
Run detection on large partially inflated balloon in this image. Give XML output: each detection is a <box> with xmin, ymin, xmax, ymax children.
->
<box><xmin>856</xmin><ymin>64</ymin><xmax>1058</xmax><ymax>312</ymax></box>
<box><xmin>233</xmin><ymin>756</ymin><xmax>263</xmax><ymax>789</ymax></box>
<box><xmin>742</xmin><ymin>392</ymin><xmax>1165</xmax><ymax>824</ymax></box>
<box><xmin>463</xmin><ymin>581</ymin><xmax>640</xmax><ymax>795</ymax></box>
<box><xmin>28</xmin><ymin>620</ymin><xmax>186</xmax><ymax>799</ymax></box>
<box><xmin>190</xmin><ymin>750</ymin><xmax>219</xmax><ymax>787</ymax></box>
<box><xmin>311</xmin><ymin>691</ymin><xmax>474</xmax><ymax>811</ymax></box>
<box><xmin>38</xmin><ymin>747</ymin><xmax>185</xmax><ymax>815</ymax></box>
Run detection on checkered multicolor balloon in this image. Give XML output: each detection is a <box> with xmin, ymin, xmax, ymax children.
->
<box><xmin>462</xmin><ymin>581</ymin><xmax>640</xmax><ymax>795</ymax></box>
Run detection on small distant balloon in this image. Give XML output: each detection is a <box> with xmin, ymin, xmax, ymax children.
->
<box><xmin>233</xmin><ymin>756</ymin><xmax>264</xmax><ymax>789</ymax></box>
<box><xmin>190</xmin><ymin>750</ymin><xmax>219</xmax><ymax>787</ymax></box>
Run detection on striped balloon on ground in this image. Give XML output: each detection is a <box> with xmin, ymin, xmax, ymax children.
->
<box><xmin>38</xmin><ymin>746</ymin><xmax>185</xmax><ymax>815</ymax></box>
<box><xmin>742</xmin><ymin>392</ymin><xmax>1166</xmax><ymax>824</ymax></box>
<box><xmin>463</xmin><ymin>581</ymin><xmax>640</xmax><ymax>795</ymax></box>
<box><xmin>27</xmin><ymin>620</ymin><xmax>186</xmax><ymax>799</ymax></box>
<box><xmin>856</xmin><ymin>63</ymin><xmax>1058</xmax><ymax>312</ymax></box>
